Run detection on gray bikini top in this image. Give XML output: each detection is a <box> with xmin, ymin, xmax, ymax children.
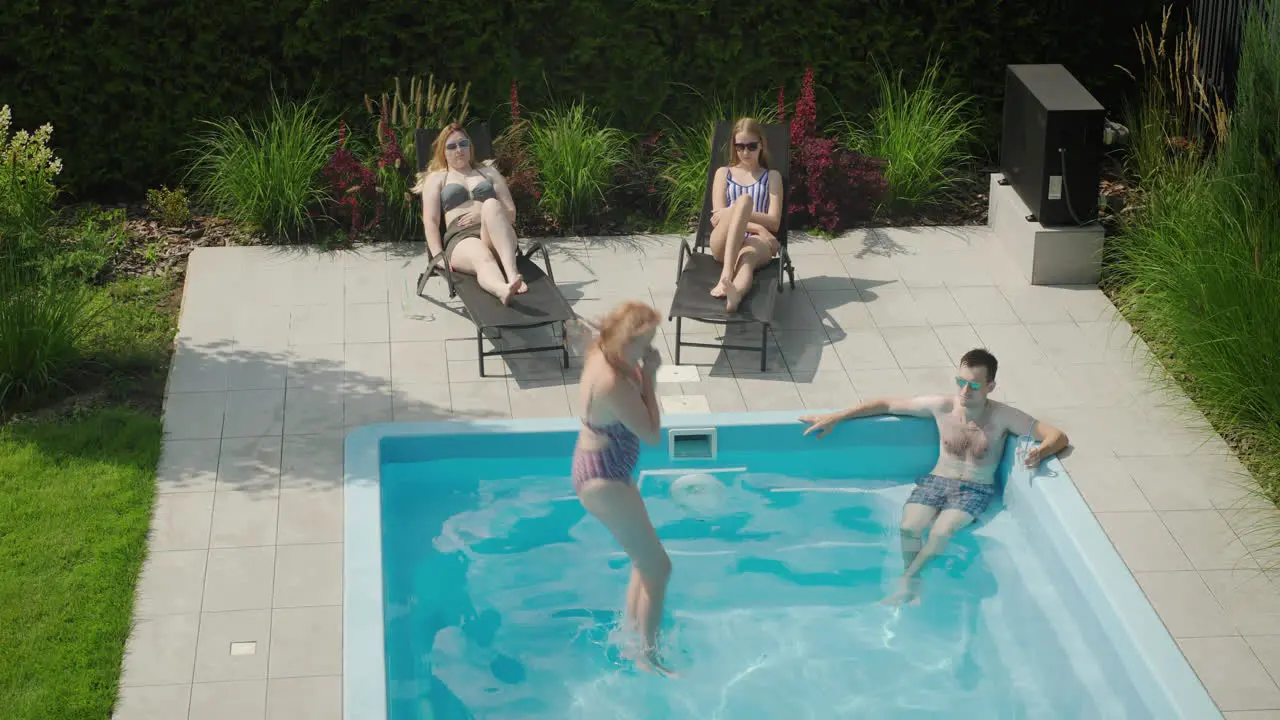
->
<box><xmin>440</xmin><ymin>172</ymin><xmax>497</xmax><ymax>214</ymax></box>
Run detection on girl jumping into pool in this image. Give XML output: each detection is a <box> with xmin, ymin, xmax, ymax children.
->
<box><xmin>571</xmin><ymin>301</ymin><xmax>674</xmax><ymax>675</ymax></box>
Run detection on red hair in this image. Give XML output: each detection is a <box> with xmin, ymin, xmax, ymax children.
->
<box><xmin>593</xmin><ymin>301</ymin><xmax>661</xmax><ymax>371</ymax></box>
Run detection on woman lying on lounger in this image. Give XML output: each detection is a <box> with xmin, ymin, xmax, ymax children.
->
<box><xmin>415</xmin><ymin>123</ymin><xmax>527</xmax><ymax>305</ymax></box>
<box><xmin>707</xmin><ymin>117</ymin><xmax>784</xmax><ymax>312</ymax></box>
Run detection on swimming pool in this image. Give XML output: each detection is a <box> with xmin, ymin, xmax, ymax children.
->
<box><xmin>344</xmin><ymin>410</ymin><xmax>1221</xmax><ymax>719</ymax></box>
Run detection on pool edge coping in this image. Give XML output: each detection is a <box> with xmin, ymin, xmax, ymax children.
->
<box><xmin>343</xmin><ymin>410</ymin><xmax>1220</xmax><ymax>719</ymax></box>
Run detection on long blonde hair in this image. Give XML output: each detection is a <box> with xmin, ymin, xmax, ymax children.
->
<box><xmin>412</xmin><ymin>123</ymin><xmax>479</xmax><ymax>195</ymax></box>
<box><xmin>726</xmin><ymin>116</ymin><xmax>770</xmax><ymax>169</ymax></box>
<box><xmin>591</xmin><ymin>301</ymin><xmax>661</xmax><ymax>372</ymax></box>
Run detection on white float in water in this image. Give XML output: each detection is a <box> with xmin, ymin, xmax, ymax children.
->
<box><xmin>669</xmin><ymin>473</ymin><xmax>727</xmax><ymax>515</ymax></box>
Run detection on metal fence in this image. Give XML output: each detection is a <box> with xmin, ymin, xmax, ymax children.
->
<box><xmin>1193</xmin><ymin>0</ymin><xmax>1265</xmax><ymax>108</ymax></box>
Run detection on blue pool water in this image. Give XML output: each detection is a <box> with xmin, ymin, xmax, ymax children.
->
<box><xmin>352</xmin><ymin>416</ymin><xmax>1220</xmax><ymax>719</ymax></box>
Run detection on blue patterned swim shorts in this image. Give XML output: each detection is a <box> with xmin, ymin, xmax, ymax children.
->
<box><xmin>906</xmin><ymin>474</ymin><xmax>998</xmax><ymax>518</ymax></box>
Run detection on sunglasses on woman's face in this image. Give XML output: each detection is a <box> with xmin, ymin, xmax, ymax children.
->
<box><xmin>446</xmin><ymin>139</ymin><xmax>471</xmax><ymax>151</ymax></box>
<box><xmin>734</xmin><ymin>141</ymin><xmax>760</xmax><ymax>152</ymax></box>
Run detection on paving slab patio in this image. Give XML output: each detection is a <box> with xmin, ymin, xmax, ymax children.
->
<box><xmin>112</xmin><ymin>225</ymin><xmax>1280</xmax><ymax>719</ymax></box>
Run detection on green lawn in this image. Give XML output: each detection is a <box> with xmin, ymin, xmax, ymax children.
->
<box><xmin>0</xmin><ymin>408</ymin><xmax>161</xmax><ymax>719</ymax></box>
<box><xmin>0</xmin><ymin>273</ymin><xmax>177</xmax><ymax>720</ymax></box>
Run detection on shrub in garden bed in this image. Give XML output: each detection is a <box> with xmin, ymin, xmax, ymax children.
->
<box><xmin>1107</xmin><ymin>6</ymin><xmax>1280</xmax><ymax>500</ymax></box>
<box><xmin>836</xmin><ymin>55</ymin><xmax>981</xmax><ymax>213</ymax></box>
<box><xmin>185</xmin><ymin>93</ymin><xmax>338</xmax><ymax>243</ymax></box>
<box><xmin>782</xmin><ymin>67</ymin><xmax>891</xmax><ymax>232</ymax></box>
<box><xmin>525</xmin><ymin>100</ymin><xmax>632</xmax><ymax>231</ymax></box>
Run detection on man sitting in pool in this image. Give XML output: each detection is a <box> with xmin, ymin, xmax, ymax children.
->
<box><xmin>799</xmin><ymin>348</ymin><xmax>1069</xmax><ymax>606</ymax></box>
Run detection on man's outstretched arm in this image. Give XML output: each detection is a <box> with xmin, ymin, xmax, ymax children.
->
<box><xmin>800</xmin><ymin>396</ymin><xmax>946</xmax><ymax>438</ymax></box>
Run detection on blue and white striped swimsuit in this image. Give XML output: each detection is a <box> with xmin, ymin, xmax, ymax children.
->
<box><xmin>726</xmin><ymin>168</ymin><xmax>771</xmax><ymax>213</ymax></box>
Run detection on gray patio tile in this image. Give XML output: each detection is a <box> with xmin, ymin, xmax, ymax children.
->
<box><xmin>283</xmin><ymin>387</ymin><xmax>344</xmax><ymax>435</ymax></box>
<box><xmin>392</xmin><ymin>382</ymin><xmax>453</xmax><ymax>422</ymax></box>
<box><xmin>772</xmin><ymin>290</ymin><xmax>826</xmax><ymax>332</ymax></box>
<box><xmin>987</xmin><ymin>363</ymin><xmax>1077</xmax><ymax>411</ymax></box>
<box><xmin>227</xmin><ymin>354</ymin><xmax>289</xmax><ymax>391</ymax></box>
<box><xmin>972</xmin><ymin>323</ymin><xmax>1050</xmax><ymax>366</ymax></box>
<box><xmin>344</xmin><ymin>303</ymin><xmax>390</xmax><ymax>344</ymax></box>
<box><xmin>450</xmin><ymin>379</ymin><xmax>512</xmax><ymax>418</ymax></box>
<box><xmin>189</xmin><ymin>680</ymin><xmax>267</xmax><ymax>720</ymax></box>
<box><xmin>902</xmin><ymin>366</ymin><xmax>958</xmax><ymax>397</ymax></box>
<box><xmin>203</xmin><ymin>547</ymin><xmax>276</xmax><ymax>612</ymax></box>
<box><xmin>1052</xmin><ymin>361</ymin><xmax>1145</xmax><ymax>407</ymax></box>
<box><xmin>344</xmin><ymin>384</ymin><xmax>394</xmax><ymax>427</ymax></box>
<box><xmin>233</xmin><ymin>306</ymin><xmax>291</xmax><ymax>350</ymax></box>
<box><xmin>150</xmin><ymin>492</ymin><xmax>214</xmax><ymax>552</ymax></box>
<box><xmin>1225</xmin><ymin>711</ymin><xmax>1280</xmax><ymax>719</ymax></box>
<box><xmin>866</xmin><ymin>287</ymin><xmax>929</xmax><ymax>327</ymax></box>
<box><xmin>773</xmin><ymin>330</ymin><xmax>847</xmax><ymax>376</ymax></box>
<box><xmin>736</xmin><ymin>373</ymin><xmax>803</xmax><ymax>412</ymax></box>
<box><xmin>112</xmin><ymin>684</ymin><xmax>192</xmax><ymax>720</ymax></box>
<box><xmin>831</xmin><ymin>330</ymin><xmax>899</xmax><ymax>371</ymax></box>
<box><xmin>684</xmin><ymin>377</ymin><xmax>745</xmax><ymax>412</ymax></box>
<box><xmin>1247</xmin><ymin>637</ymin><xmax>1280</xmax><ymax>689</ymax></box>
<box><xmin>1123</xmin><ymin>455</ymin><xmax>1243</xmax><ymax>512</ymax></box>
<box><xmin>209</xmin><ymin>492</ymin><xmax>279</xmax><ymax>549</ymax></box>
<box><xmin>1135</xmin><ymin>570</ymin><xmax>1237</xmax><ymax>637</ymax></box>
<box><xmin>1060</xmin><ymin>455</ymin><xmax>1152</xmax><ymax>513</ymax></box>
<box><xmin>266</xmin><ymin>676</ymin><xmax>342</xmax><ymax>720</ymax></box>
<box><xmin>949</xmin><ymin>286</ymin><xmax>1020</xmax><ymax>325</ymax></box>
<box><xmin>1162</xmin><ymin>510</ymin><xmax>1259</xmax><ymax>572</ymax></box>
<box><xmin>277</xmin><ymin>487</ymin><xmax>343</xmax><ymax>545</ymax></box>
<box><xmin>345</xmin><ymin>260</ymin><xmax>391</xmax><ymax>305</ymax></box>
<box><xmin>390</xmin><ymin>340</ymin><xmax>449</xmax><ymax>384</ymax></box>
<box><xmin>285</xmin><ymin>343</ymin><xmax>345</xmax><ymax>388</ymax></box>
<box><xmin>509</xmin><ymin>378</ymin><xmax>571</xmax><ymax>419</ymax></box>
<box><xmin>388</xmin><ymin>305</ymin><xmax>476</xmax><ymax>342</ymax></box>
<box><xmin>848</xmin><ymin>367</ymin><xmax>911</xmax><ymax>401</ymax></box>
<box><xmin>798</xmin><ymin>271</ymin><xmax>857</xmax><ymax>293</ymax></box>
<box><xmin>839</xmin><ymin>254</ymin><xmax>901</xmax><ymax>293</ymax></box>
<box><xmin>269</xmin><ymin>606</ymin><xmax>343</xmax><ymax>678</ymax></box>
<box><xmin>1203</xmin><ymin>569</ymin><xmax>1280</xmax><ymax>635</ymax></box>
<box><xmin>931</xmin><ymin>324</ymin><xmax>982</xmax><ymax>360</ymax></box>
<box><xmin>806</xmin><ymin>289</ymin><xmax>876</xmax><ymax>336</ymax></box>
<box><xmin>157</xmin><ymin>439</ymin><xmax>221</xmax><ymax>494</ymax></box>
<box><xmin>893</xmin><ymin>252</ymin><xmax>950</xmax><ymax>288</ymax></box>
<box><xmin>273</xmin><ymin>543</ymin><xmax>342</xmax><ymax>609</ymax></box>
<box><xmin>343</xmin><ymin>342</ymin><xmax>392</xmax><ymax>388</ymax></box>
<box><xmin>220</xmin><ymin>412</ymin><xmax>283</xmax><ymax>458</ymax></box>
<box><xmin>135</xmin><ymin>549</ymin><xmax>207</xmax><ymax>618</ymax></box>
<box><xmin>998</xmin><ymin>284</ymin><xmax>1078</xmax><ymax>324</ymax></box>
<box><xmin>1026</xmin><ymin>320</ymin><xmax>1107</xmax><ymax>365</ymax></box>
<box><xmin>168</xmin><ymin>344</ymin><xmax>230</xmax><ymax>393</ymax></box>
<box><xmin>911</xmin><ymin>286</ymin><xmax>967</xmax><ymax>325</ymax></box>
<box><xmin>881</xmin><ymin>325</ymin><xmax>952</xmax><ymax>369</ymax></box>
<box><xmin>794</xmin><ymin>371</ymin><xmax>859</xmax><ymax>410</ymax></box>
<box><xmin>120</xmin><ymin>612</ymin><xmax>199</xmax><ymax>686</ymax></box>
<box><xmin>194</xmin><ymin>609</ymin><xmax>272</xmax><ymax>682</ymax></box>
<box><xmin>280</xmin><ymin>433</ymin><xmax>344</xmax><ymax>492</ymax></box>
<box><xmin>660</xmin><ymin>394</ymin><xmax>711</xmax><ymax>414</ymax></box>
<box><xmin>1095</xmin><ymin>511</ymin><xmax>1193</xmax><ymax>572</ymax></box>
<box><xmin>223</xmin><ymin>389</ymin><xmax>286</xmax><ymax>438</ymax></box>
<box><xmin>1178</xmin><ymin>636</ymin><xmax>1280</xmax><ymax>712</ymax></box>
<box><xmin>289</xmin><ymin>305</ymin><xmax>344</xmax><ymax>346</ymax></box>
<box><xmin>163</xmin><ymin>392</ymin><xmax>226</xmax><ymax>440</ymax></box>
<box><xmin>506</xmin><ymin>355</ymin><xmax>569</xmax><ymax>382</ymax></box>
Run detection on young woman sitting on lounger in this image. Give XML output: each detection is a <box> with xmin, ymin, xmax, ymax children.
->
<box><xmin>707</xmin><ymin>117</ymin><xmax>784</xmax><ymax>312</ymax></box>
<box><xmin>415</xmin><ymin>123</ymin><xmax>527</xmax><ymax>305</ymax></box>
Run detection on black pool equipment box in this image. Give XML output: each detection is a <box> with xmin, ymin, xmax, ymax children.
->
<box><xmin>999</xmin><ymin>64</ymin><xmax>1105</xmax><ymax>227</ymax></box>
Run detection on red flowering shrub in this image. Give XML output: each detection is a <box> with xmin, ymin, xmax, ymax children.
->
<box><xmin>321</xmin><ymin>120</ymin><xmax>382</xmax><ymax>241</ymax></box>
<box><xmin>781</xmin><ymin>66</ymin><xmax>889</xmax><ymax>231</ymax></box>
<box><xmin>493</xmin><ymin>79</ymin><xmax>557</xmax><ymax>235</ymax></box>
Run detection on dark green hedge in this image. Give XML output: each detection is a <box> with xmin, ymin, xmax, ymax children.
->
<box><xmin>2</xmin><ymin>0</ymin><xmax>1185</xmax><ymax>200</ymax></box>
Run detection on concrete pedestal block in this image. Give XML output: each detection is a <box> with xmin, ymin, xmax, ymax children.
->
<box><xmin>988</xmin><ymin>172</ymin><xmax>1104</xmax><ymax>286</ymax></box>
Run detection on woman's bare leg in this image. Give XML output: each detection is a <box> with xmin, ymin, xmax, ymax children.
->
<box><xmin>450</xmin><ymin>237</ymin><xmax>515</xmax><ymax>304</ymax></box>
<box><xmin>480</xmin><ymin>198</ymin><xmax>525</xmax><ymax>294</ymax></box>
<box><xmin>712</xmin><ymin>195</ymin><xmax>752</xmax><ymax>300</ymax></box>
<box><xmin>578</xmin><ymin>478</ymin><xmax>674</xmax><ymax>674</ymax></box>
<box><xmin>723</xmin><ymin>236</ymin><xmax>776</xmax><ymax>312</ymax></box>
